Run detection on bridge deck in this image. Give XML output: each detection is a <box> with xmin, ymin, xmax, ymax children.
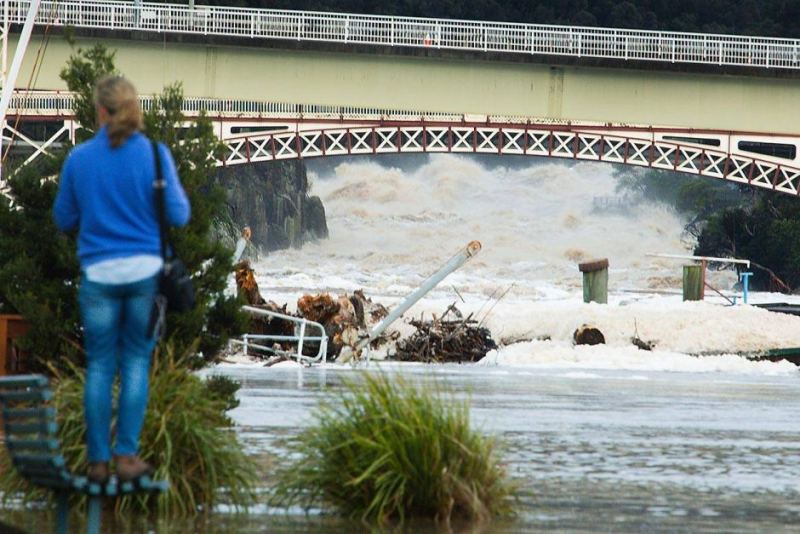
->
<box><xmin>7</xmin><ymin>31</ymin><xmax>800</xmax><ymax>135</ymax></box>
<box><xmin>6</xmin><ymin>0</ymin><xmax>800</xmax><ymax>73</ymax></box>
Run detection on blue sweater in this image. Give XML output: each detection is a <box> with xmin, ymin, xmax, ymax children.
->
<box><xmin>53</xmin><ymin>127</ymin><xmax>191</xmax><ymax>269</ymax></box>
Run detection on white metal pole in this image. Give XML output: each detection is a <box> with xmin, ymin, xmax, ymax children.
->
<box><xmin>1</xmin><ymin>0</ymin><xmax>10</xmax><ymax>185</ymax></box>
<box><xmin>2</xmin><ymin>0</ymin><xmax>9</xmax><ymax>86</ymax></box>
<box><xmin>645</xmin><ymin>252</ymin><xmax>750</xmax><ymax>267</ymax></box>
<box><xmin>0</xmin><ymin>0</ymin><xmax>42</xmax><ymax>183</ymax></box>
<box><xmin>338</xmin><ymin>240</ymin><xmax>482</xmax><ymax>363</ymax></box>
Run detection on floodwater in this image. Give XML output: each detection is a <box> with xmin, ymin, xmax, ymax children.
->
<box><xmin>208</xmin><ymin>363</ymin><xmax>800</xmax><ymax>532</ymax></box>
<box><xmin>7</xmin><ymin>362</ymin><xmax>798</xmax><ymax>532</ymax></box>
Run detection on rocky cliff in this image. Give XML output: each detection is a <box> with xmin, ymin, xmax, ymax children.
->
<box><xmin>217</xmin><ymin>160</ymin><xmax>328</xmax><ymax>251</ymax></box>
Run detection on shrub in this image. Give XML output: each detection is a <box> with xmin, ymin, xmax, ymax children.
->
<box><xmin>205</xmin><ymin>374</ymin><xmax>242</xmax><ymax>412</ymax></box>
<box><xmin>270</xmin><ymin>373</ymin><xmax>514</xmax><ymax>526</ymax></box>
<box><xmin>0</xmin><ymin>343</ymin><xmax>258</xmax><ymax>517</ymax></box>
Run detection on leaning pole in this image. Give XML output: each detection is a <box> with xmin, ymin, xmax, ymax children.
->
<box><xmin>338</xmin><ymin>240</ymin><xmax>482</xmax><ymax>364</ymax></box>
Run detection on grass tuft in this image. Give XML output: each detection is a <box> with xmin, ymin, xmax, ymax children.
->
<box><xmin>270</xmin><ymin>372</ymin><xmax>514</xmax><ymax>526</ymax></box>
<box><xmin>0</xmin><ymin>342</ymin><xmax>258</xmax><ymax>517</ymax></box>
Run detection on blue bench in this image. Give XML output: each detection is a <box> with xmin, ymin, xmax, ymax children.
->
<box><xmin>0</xmin><ymin>374</ymin><xmax>168</xmax><ymax>534</ymax></box>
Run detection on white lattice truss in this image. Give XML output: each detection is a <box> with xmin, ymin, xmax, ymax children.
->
<box><xmin>4</xmin><ymin>119</ymin><xmax>800</xmax><ymax>199</ymax></box>
<box><xmin>221</xmin><ymin>124</ymin><xmax>800</xmax><ymax>196</ymax></box>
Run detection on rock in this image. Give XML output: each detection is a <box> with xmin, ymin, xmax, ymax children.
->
<box><xmin>218</xmin><ymin>160</ymin><xmax>328</xmax><ymax>252</ymax></box>
<box><xmin>303</xmin><ymin>195</ymin><xmax>329</xmax><ymax>240</ymax></box>
<box><xmin>573</xmin><ymin>324</ymin><xmax>605</xmax><ymax>346</ymax></box>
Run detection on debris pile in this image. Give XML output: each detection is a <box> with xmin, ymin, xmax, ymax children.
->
<box><xmin>394</xmin><ymin>305</ymin><xmax>497</xmax><ymax>363</ymax></box>
<box><xmin>298</xmin><ymin>291</ymin><xmax>391</xmax><ymax>358</ymax></box>
<box><xmin>630</xmin><ymin>319</ymin><xmax>656</xmax><ymax>351</ymax></box>
<box><xmin>233</xmin><ymin>262</ymin><xmax>494</xmax><ymax>363</ymax></box>
<box><xmin>235</xmin><ymin>261</ymin><xmax>394</xmax><ymax>360</ymax></box>
<box><xmin>631</xmin><ymin>336</ymin><xmax>656</xmax><ymax>351</ymax></box>
<box><xmin>248</xmin><ymin>301</ymin><xmax>296</xmax><ymax>338</ymax></box>
<box><xmin>233</xmin><ymin>261</ymin><xmax>292</xmax><ymax>354</ymax></box>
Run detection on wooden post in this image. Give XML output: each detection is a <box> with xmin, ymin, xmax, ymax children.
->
<box><xmin>0</xmin><ymin>317</ymin><xmax>6</xmax><ymax>376</ymax></box>
<box><xmin>0</xmin><ymin>315</ymin><xmax>30</xmax><ymax>376</ymax></box>
<box><xmin>579</xmin><ymin>258</ymin><xmax>609</xmax><ymax>304</ymax></box>
<box><xmin>683</xmin><ymin>264</ymin><xmax>703</xmax><ymax>301</ymax></box>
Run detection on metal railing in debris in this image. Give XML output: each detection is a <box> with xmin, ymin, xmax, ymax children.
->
<box><xmin>5</xmin><ymin>0</ymin><xmax>800</xmax><ymax>70</ymax></box>
<box><xmin>231</xmin><ymin>305</ymin><xmax>328</xmax><ymax>365</ymax></box>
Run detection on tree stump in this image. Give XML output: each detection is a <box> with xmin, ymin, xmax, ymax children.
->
<box><xmin>579</xmin><ymin>258</ymin><xmax>609</xmax><ymax>304</ymax></box>
<box><xmin>573</xmin><ymin>324</ymin><xmax>605</xmax><ymax>345</ymax></box>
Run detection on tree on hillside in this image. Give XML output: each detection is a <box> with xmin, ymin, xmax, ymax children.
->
<box><xmin>614</xmin><ymin>166</ymin><xmax>744</xmax><ymax>229</ymax></box>
<box><xmin>695</xmin><ymin>195</ymin><xmax>800</xmax><ymax>291</ymax></box>
<box><xmin>615</xmin><ymin>165</ymin><xmax>800</xmax><ymax>291</ymax></box>
<box><xmin>0</xmin><ymin>42</ymin><xmax>246</xmax><ymax>372</ymax></box>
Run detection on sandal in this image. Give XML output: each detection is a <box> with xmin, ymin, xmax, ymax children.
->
<box><xmin>87</xmin><ymin>462</ymin><xmax>110</xmax><ymax>484</ymax></box>
<box><xmin>114</xmin><ymin>455</ymin><xmax>155</xmax><ymax>482</ymax></box>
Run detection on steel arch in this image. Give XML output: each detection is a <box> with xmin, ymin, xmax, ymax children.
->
<box><xmin>219</xmin><ymin>124</ymin><xmax>800</xmax><ymax>196</ymax></box>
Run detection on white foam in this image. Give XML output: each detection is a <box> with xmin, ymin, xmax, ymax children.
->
<box><xmin>237</xmin><ymin>155</ymin><xmax>800</xmax><ymax>376</ymax></box>
<box><xmin>478</xmin><ymin>340</ymin><xmax>798</xmax><ymax>375</ymax></box>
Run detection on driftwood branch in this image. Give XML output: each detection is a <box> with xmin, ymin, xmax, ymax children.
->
<box><xmin>395</xmin><ymin>305</ymin><xmax>497</xmax><ymax>363</ymax></box>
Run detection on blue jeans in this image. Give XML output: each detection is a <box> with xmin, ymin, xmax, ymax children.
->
<box><xmin>79</xmin><ymin>274</ymin><xmax>158</xmax><ymax>462</ymax></box>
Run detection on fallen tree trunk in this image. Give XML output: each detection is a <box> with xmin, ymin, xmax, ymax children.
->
<box><xmin>234</xmin><ymin>260</ymin><xmax>265</xmax><ymax>306</ymax></box>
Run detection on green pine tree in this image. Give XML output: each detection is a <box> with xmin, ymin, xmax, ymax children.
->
<box><xmin>0</xmin><ymin>157</ymin><xmax>82</xmax><ymax>371</ymax></box>
<box><xmin>0</xmin><ymin>42</ymin><xmax>246</xmax><ymax>372</ymax></box>
<box><xmin>143</xmin><ymin>84</ymin><xmax>249</xmax><ymax>363</ymax></box>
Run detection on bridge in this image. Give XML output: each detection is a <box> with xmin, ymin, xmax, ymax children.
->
<box><xmin>3</xmin><ymin>1</ymin><xmax>800</xmax><ymax>196</ymax></box>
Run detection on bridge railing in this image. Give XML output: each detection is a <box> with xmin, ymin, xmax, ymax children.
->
<box><xmin>5</xmin><ymin>0</ymin><xmax>800</xmax><ymax>70</ymax></box>
<box><xmin>6</xmin><ymin>90</ymin><xmax>465</xmax><ymax>121</ymax></box>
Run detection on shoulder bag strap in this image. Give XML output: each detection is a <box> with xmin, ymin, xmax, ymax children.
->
<box><xmin>152</xmin><ymin>140</ymin><xmax>169</xmax><ymax>261</ymax></box>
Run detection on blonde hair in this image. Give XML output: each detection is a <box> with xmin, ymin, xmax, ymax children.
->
<box><xmin>94</xmin><ymin>75</ymin><xmax>143</xmax><ymax>148</ymax></box>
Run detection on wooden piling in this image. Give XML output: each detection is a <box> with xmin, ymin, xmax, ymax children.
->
<box><xmin>579</xmin><ymin>258</ymin><xmax>609</xmax><ymax>304</ymax></box>
<box><xmin>683</xmin><ymin>264</ymin><xmax>704</xmax><ymax>301</ymax></box>
<box><xmin>0</xmin><ymin>315</ymin><xmax>30</xmax><ymax>376</ymax></box>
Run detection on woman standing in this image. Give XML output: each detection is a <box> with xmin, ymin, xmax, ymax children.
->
<box><xmin>53</xmin><ymin>76</ymin><xmax>190</xmax><ymax>483</ymax></box>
